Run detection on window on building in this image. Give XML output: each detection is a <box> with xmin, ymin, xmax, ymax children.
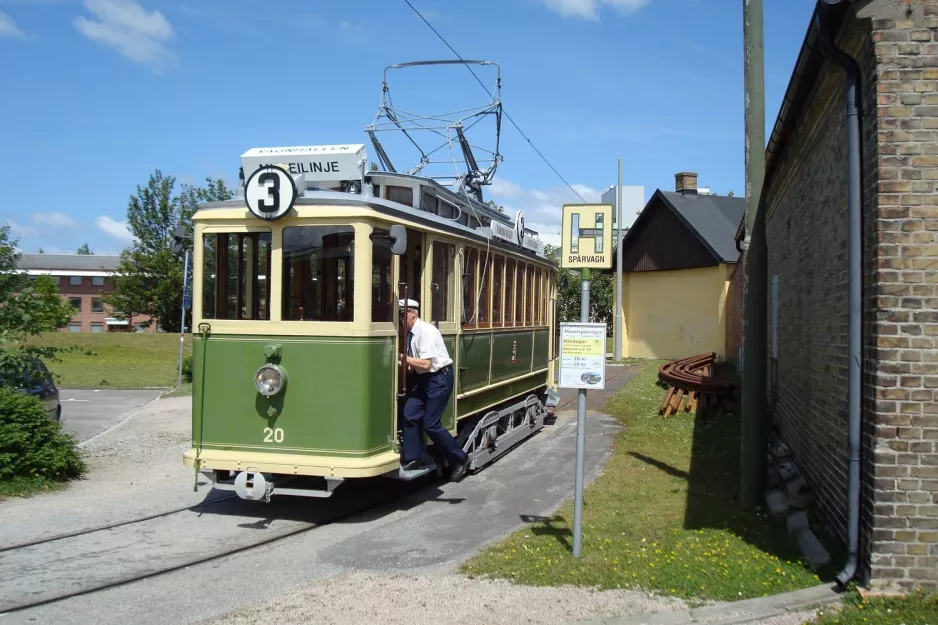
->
<box><xmin>70</xmin><ymin>276</ymin><xmax>82</xmax><ymax>286</ymax></box>
<box><xmin>505</xmin><ymin>258</ymin><xmax>515</xmax><ymax>326</ymax></box>
<box><xmin>202</xmin><ymin>231</ymin><xmax>272</xmax><ymax>320</ymax></box>
<box><xmin>68</xmin><ymin>323</ymin><xmax>81</xmax><ymax>333</ymax></box>
<box><xmin>92</xmin><ymin>276</ymin><xmax>104</xmax><ymax>286</ymax></box>
<box><xmin>431</xmin><ymin>241</ymin><xmax>454</xmax><ymax>323</ymax></box>
<box><xmin>91</xmin><ymin>298</ymin><xmax>104</xmax><ymax>313</ymax></box>
<box><xmin>282</xmin><ymin>226</ymin><xmax>354</xmax><ymax>322</ymax></box>
<box><xmin>372</xmin><ymin>228</ymin><xmax>394</xmax><ymax>323</ymax></box>
<box><xmin>69</xmin><ymin>297</ymin><xmax>82</xmax><ymax>312</ymax></box>
<box><xmin>90</xmin><ymin>323</ymin><xmax>103</xmax><ymax>333</ymax></box>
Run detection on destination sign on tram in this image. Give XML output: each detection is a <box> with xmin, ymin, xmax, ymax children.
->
<box><xmin>241</xmin><ymin>144</ymin><xmax>367</xmax><ymax>184</ymax></box>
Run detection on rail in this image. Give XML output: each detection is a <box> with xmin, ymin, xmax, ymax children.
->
<box><xmin>657</xmin><ymin>352</ymin><xmax>736</xmax><ymax>416</ymax></box>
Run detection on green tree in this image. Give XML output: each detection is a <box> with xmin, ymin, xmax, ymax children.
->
<box><xmin>77</xmin><ymin>243</ymin><xmax>92</xmax><ymax>255</ymax></box>
<box><xmin>104</xmin><ymin>171</ymin><xmax>233</xmax><ymax>332</ymax></box>
<box><xmin>0</xmin><ymin>225</ymin><xmax>76</xmax><ymax>389</ymax></box>
<box><xmin>544</xmin><ymin>244</ymin><xmax>613</xmax><ymax>334</ymax></box>
<box><xmin>0</xmin><ymin>226</ymin><xmax>75</xmax><ymax>343</ymax></box>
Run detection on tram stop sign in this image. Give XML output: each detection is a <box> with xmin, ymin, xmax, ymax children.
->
<box><xmin>560</xmin><ymin>204</ymin><xmax>614</xmax><ymax>270</ymax></box>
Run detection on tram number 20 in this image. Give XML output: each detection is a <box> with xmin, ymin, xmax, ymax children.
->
<box><xmin>263</xmin><ymin>427</ymin><xmax>285</xmax><ymax>443</ymax></box>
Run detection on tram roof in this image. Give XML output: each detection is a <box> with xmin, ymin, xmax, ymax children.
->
<box><xmin>195</xmin><ymin>182</ymin><xmax>555</xmax><ymax>266</ymax></box>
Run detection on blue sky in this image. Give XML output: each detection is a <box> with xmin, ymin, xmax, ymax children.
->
<box><xmin>0</xmin><ymin>0</ymin><xmax>816</xmax><ymax>254</ymax></box>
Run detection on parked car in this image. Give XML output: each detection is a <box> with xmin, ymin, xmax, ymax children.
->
<box><xmin>0</xmin><ymin>356</ymin><xmax>61</xmax><ymax>422</ymax></box>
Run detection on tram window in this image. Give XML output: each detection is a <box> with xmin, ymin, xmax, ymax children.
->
<box><xmin>478</xmin><ymin>250</ymin><xmax>490</xmax><ymax>326</ymax></box>
<box><xmin>431</xmin><ymin>241</ymin><xmax>454</xmax><ymax>322</ymax></box>
<box><xmin>505</xmin><ymin>258</ymin><xmax>515</xmax><ymax>326</ymax></box>
<box><xmin>386</xmin><ymin>185</ymin><xmax>413</xmax><ymax>207</ymax></box>
<box><xmin>372</xmin><ymin>228</ymin><xmax>394</xmax><ymax>323</ymax></box>
<box><xmin>515</xmin><ymin>263</ymin><xmax>525</xmax><ymax>326</ymax></box>
<box><xmin>493</xmin><ymin>255</ymin><xmax>503</xmax><ymax>325</ymax></box>
<box><xmin>422</xmin><ymin>193</ymin><xmax>438</xmax><ymax>214</ymax></box>
<box><xmin>201</xmin><ymin>232</ymin><xmax>271</xmax><ymax>321</ymax></box>
<box><xmin>526</xmin><ymin>264</ymin><xmax>534</xmax><ymax>326</ymax></box>
<box><xmin>281</xmin><ymin>226</ymin><xmax>355</xmax><ymax>322</ymax></box>
<box><xmin>462</xmin><ymin>247</ymin><xmax>477</xmax><ymax>327</ymax></box>
<box><xmin>534</xmin><ymin>267</ymin><xmax>541</xmax><ymax>325</ymax></box>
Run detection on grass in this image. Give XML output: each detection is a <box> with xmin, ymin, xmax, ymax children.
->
<box><xmin>20</xmin><ymin>332</ymin><xmax>192</xmax><ymax>389</ymax></box>
<box><xmin>460</xmin><ymin>360</ymin><xmax>841</xmax><ymax>603</ymax></box>
<box><xmin>805</xmin><ymin>587</ymin><xmax>938</xmax><ymax>624</ymax></box>
<box><xmin>0</xmin><ymin>476</ymin><xmax>69</xmax><ymax>501</ymax></box>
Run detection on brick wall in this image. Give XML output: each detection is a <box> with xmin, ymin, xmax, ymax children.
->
<box><xmin>763</xmin><ymin>1</ymin><xmax>938</xmax><ymax>591</ymax></box>
<box><xmin>762</xmin><ymin>12</ymin><xmax>883</xmax><ymax>584</ymax></box>
<box><xmin>725</xmin><ymin>256</ymin><xmax>744</xmax><ymax>370</ymax></box>
<box><xmin>864</xmin><ymin>2</ymin><xmax>938</xmax><ymax>590</ymax></box>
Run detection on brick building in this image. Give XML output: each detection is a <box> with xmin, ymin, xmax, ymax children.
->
<box><xmin>17</xmin><ymin>254</ymin><xmax>157</xmax><ymax>333</ymax></box>
<box><xmin>757</xmin><ymin>0</ymin><xmax>938</xmax><ymax>591</ymax></box>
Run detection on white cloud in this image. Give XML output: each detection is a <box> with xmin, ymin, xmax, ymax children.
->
<box><xmin>0</xmin><ymin>10</ymin><xmax>27</xmax><ymax>38</ymax></box>
<box><xmin>486</xmin><ymin>177</ymin><xmax>604</xmax><ymax>247</ymax></box>
<box><xmin>31</xmin><ymin>212</ymin><xmax>77</xmax><ymax>228</ymax></box>
<box><xmin>4</xmin><ymin>219</ymin><xmax>39</xmax><ymax>239</ymax></box>
<box><xmin>537</xmin><ymin>0</ymin><xmax>650</xmax><ymax>20</ymax></box>
<box><xmin>96</xmin><ymin>215</ymin><xmax>134</xmax><ymax>243</ymax></box>
<box><xmin>73</xmin><ymin>0</ymin><xmax>175</xmax><ymax>73</ymax></box>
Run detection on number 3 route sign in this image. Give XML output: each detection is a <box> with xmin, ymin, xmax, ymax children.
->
<box><xmin>244</xmin><ymin>164</ymin><xmax>298</xmax><ymax>221</ymax></box>
<box><xmin>558</xmin><ymin>322</ymin><xmax>607</xmax><ymax>390</ymax></box>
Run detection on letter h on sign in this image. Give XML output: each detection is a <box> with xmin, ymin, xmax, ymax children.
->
<box><xmin>570</xmin><ymin>213</ymin><xmax>605</xmax><ymax>254</ymax></box>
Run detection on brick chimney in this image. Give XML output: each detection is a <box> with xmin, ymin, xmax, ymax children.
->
<box><xmin>675</xmin><ymin>171</ymin><xmax>698</xmax><ymax>194</ymax></box>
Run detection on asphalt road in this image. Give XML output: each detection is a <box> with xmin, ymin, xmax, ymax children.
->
<box><xmin>4</xmin><ymin>365</ymin><xmax>641</xmax><ymax>624</ymax></box>
<box><xmin>59</xmin><ymin>389</ymin><xmax>163</xmax><ymax>442</ymax></box>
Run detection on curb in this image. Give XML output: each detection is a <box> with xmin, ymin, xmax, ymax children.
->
<box><xmin>571</xmin><ymin>584</ymin><xmax>844</xmax><ymax>625</ymax></box>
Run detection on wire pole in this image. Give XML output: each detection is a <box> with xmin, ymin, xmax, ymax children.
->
<box><xmin>740</xmin><ymin>0</ymin><xmax>768</xmax><ymax>507</ymax></box>
<box><xmin>572</xmin><ymin>267</ymin><xmax>590</xmax><ymax>558</ymax></box>
<box><xmin>176</xmin><ymin>248</ymin><xmax>190</xmax><ymax>391</ymax></box>
<box><xmin>614</xmin><ymin>159</ymin><xmax>623</xmax><ymax>361</ymax></box>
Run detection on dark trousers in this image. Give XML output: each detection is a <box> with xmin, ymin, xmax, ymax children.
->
<box><xmin>402</xmin><ymin>366</ymin><xmax>468</xmax><ymax>467</ymax></box>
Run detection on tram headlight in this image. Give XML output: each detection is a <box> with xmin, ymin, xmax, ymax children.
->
<box><xmin>254</xmin><ymin>364</ymin><xmax>286</xmax><ymax>396</ymax></box>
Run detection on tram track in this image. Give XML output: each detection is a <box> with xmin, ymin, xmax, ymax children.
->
<box><xmin>0</xmin><ymin>476</ymin><xmax>437</xmax><ymax>616</ymax></box>
<box><xmin>0</xmin><ymin>492</ymin><xmax>237</xmax><ymax>554</ymax></box>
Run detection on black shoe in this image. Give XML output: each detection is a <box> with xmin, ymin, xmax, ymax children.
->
<box><xmin>450</xmin><ymin>461</ymin><xmax>468</xmax><ymax>482</ymax></box>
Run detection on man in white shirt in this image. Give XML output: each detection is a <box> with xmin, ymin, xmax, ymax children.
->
<box><xmin>399</xmin><ymin>298</ymin><xmax>468</xmax><ymax>481</ymax></box>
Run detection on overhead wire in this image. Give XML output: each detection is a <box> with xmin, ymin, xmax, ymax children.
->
<box><xmin>403</xmin><ymin>0</ymin><xmax>587</xmax><ymax>203</ymax></box>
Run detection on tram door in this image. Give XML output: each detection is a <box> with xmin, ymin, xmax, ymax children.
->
<box><xmin>396</xmin><ymin>228</ymin><xmax>425</xmax><ymax>407</ymax></box>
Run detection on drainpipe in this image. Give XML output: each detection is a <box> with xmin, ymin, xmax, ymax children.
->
<box><xmin>816</xmin><ymin>0</ymin><xmax>862</xmax><ymax>589</ymax></box>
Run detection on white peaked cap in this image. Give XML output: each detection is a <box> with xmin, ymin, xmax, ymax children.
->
<box><xmin>398</xmin><ymin>298</ymin><xmax>419</xmax><ymax>309</ymax></box>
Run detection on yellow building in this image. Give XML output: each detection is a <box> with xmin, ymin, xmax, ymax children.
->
<box><xmin>607</xmin><ymin>172</ymin><xmax>745</xmax><ymax>361</ymax></box>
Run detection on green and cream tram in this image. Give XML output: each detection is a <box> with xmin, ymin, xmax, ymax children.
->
<box><xmin>183</xmin><ymin>144</ymin><xmax>560</xmax><ymax>501</ymax></box>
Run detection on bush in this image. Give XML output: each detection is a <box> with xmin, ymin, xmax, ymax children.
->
<box><xmin>0</xmin><ymin>386</ymin><xmax>85</xmax><ymax>482</ymax></box>
<box><xmin>182</xmin><ymin>353</ymin><xmax>193</xmax><ymax>383</ymax></box>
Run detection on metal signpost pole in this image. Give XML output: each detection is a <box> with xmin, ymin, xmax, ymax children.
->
<box><xmin>176</xmin><ymin>248</ymin><xmax>190</xmax><ymax>391</ymax></box>
<box><xmin>614</xmin><ymin>159</ymin><xmax>623</xmax><ymax>361</ymax></box>
<box><xmin>572</xmin><ymin>267</ymin><xmax>590</xmax><ymax>558</ymax></box>
<box><xmin>560</xmin><ymin>201</ymin><xmax>612</xmax><ymax>559</ymax></box>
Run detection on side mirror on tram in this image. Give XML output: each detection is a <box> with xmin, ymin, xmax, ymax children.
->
<box><xmin>389</xmin><ymin>225</ymin><xmax>407</xmax><ymax>256</ymax></box>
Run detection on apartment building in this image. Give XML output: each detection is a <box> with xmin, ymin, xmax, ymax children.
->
<box><xmin>17</xmin><ymin>254</ymin><xmax>157</xmax><ymax>333</ymax></box>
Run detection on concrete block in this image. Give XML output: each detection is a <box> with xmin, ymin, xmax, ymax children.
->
<box><xmin>798</xmin><ymin>528</ymin><xmax>832</xmax><ymax>568</ymax></box>
<box><xmin>766</xmin><ymin>489</ymin><xmax>790</xmax><ymax>516</ymax></box>
<box><xmin>787</xmin><ymin>510</ymin><xmax>810</xmax><ymax>535</ymax></box>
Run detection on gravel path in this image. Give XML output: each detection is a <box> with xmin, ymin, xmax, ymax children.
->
<box><xmin>199</xmin><ymin>571</ymin><xmax>690</xmax><ymax>625</ymax></box>
<box><xmin>0</xmin><ymin>395</ymin><xmax>207</xmax><ymax>549</ymax></box>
